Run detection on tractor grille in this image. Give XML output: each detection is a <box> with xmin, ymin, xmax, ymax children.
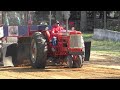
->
<box><xmin>70</xmin><ymin>34</ymin><xmax>82</xmax><ymax>48</ymax></box>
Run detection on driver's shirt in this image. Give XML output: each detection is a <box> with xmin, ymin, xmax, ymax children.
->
<box><xmin>51</xmin><ymin>25</ymin><xmax>64</xmax><ymax>33</ymax></box>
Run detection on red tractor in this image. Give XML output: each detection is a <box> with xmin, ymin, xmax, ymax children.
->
<box><xmin>28</xmin><ymin>23</ymin><xmax>85</xmax><ymax>68</ymax></box>
<box><xmin>0</xmin><ymin>11</ymin><xmax>90</xmax><ymax>68</ymax></box>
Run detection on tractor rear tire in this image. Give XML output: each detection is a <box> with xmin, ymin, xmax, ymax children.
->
<box><xmin>72</xmin><ymin>55</ymin><xmax>83</xmax><ymax>68</ymax></box>
<box><xmin>30</xmin><ymin>32</ymin><xmax>47</xmax><ymax>69</ymax></box>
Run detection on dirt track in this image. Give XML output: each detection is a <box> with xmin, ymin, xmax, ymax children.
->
<box><xmin>0</xmin><ymin>51</ymin><xmax>120</xmax><ymax>79</ymax></box>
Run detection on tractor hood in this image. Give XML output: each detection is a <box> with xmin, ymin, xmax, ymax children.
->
<box><xmin>58</xmin><ymin>29</ymin><xmax>82</xmax><ymax>36</ymax></box>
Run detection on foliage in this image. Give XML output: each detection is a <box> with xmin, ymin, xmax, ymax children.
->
<box><xmin>82</xmin><ymin>32</ymin><xmax>93</xmax><ymax>41</ymax></box>
<box><xmin>3</xmin><ymin>11</ymin><xmax>27</xmax><ymax>26</ymax></box>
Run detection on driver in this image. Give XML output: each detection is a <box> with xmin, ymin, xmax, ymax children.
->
<box><xmin>50</xmin><ymin>21</ymin><xmax>64</xmax><ymax>46</ymax></box>
<box><xmin>51</xmin><ymin>21</ymin><xmax>64</xmax><ymax>33</ymax></box>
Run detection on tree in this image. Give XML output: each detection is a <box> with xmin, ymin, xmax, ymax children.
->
<box><xmin>80</xmin><ymin>11</ymin><xmax>87</xmax><ymax>31</ymax></box>
<box><xmin>55</xmin><ymin>11</ymin><xmax>63</xmax><ymax>23</ymax></box>
<box><xmin>104</xmin><ymin>11</ymin><xmax>107</xmax><ymax>29</ymax></box>
<box><xmin>62</xmin><ymin>11</ymin><xmax>70</xmax><ymax>30</ymax></box>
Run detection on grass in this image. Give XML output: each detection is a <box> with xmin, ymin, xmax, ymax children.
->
<box><xmin>82</xmin><ymin>33</ymin><xmax>120</xmax><ymax>57</ymax></box>
<box><xmin>82</xmin><ymin>32</ymin><xmax>93</xmax><ymax>41</ymax></box>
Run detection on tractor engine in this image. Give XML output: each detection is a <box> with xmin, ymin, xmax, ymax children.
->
<box><xmin>48</xmin><ymin>30</ymin><xmax>84</xmax><ymax>56</ymax></box>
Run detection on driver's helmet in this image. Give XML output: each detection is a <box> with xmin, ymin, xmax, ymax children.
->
<box><xmin>56</xmin><ymin>20</ymin><xmax>60</xmax><ymax>24</ymax></box>
<box><xmin>53</xmin><ymin>20</ymin><xmax>60</xmax><ymax>27</ymax></box>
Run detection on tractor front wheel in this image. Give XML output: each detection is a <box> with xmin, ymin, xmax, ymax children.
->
<box><xmin>73</xmin><ymin>55</ymin><xmax>83</xmax><ymax>68</ymax></box>
<box><xmin>66</xmin><ymin>55</ymin><xmax>73</xmax><ymax>68</ymax></box>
